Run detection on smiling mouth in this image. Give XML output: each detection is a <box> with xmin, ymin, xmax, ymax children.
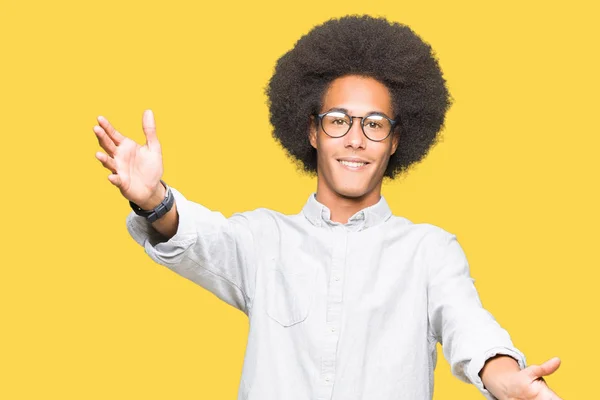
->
<box><xmin>338</xmin><ymin>160</ymin><xmax>369</xmax><ymax>168</ymax></box>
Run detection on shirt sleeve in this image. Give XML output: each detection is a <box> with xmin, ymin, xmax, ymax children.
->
<box><xmin>425</xmin><ymin>229</ymin><xmax>527</xmax><ymax>399</ymax></box>
<box><xmin>126</xmin><ymin>187</ymin><xmax>257</xmax><ymax>315</ymax></box>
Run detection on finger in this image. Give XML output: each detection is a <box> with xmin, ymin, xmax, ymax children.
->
<box><xmin>93</xmin><ymin>125</ymin><xmax>117</xmax><ymax>156</ymax></box>
<box><xmin>95</xmin><ymin>151</ymin><xmax>117</xmax><ymax>173</ymax></box>
<box><xmin>527</xmin><ymin>357</ymin><xmax>561</xmax><ymax>380</ymax></box>
<box><xmin>107</xmin><ymin>173</ymin><xmax>122</xmax><ymax>188</ymax></box>
<box><xmin>97</xmin><ymin>115</ymin><xmax>126</xmax><ymax>145</ymax></box>
<box><xmin>142</xmin><ymin>109</ymin><xmax>160</xmax><ymax>152</ymax></box>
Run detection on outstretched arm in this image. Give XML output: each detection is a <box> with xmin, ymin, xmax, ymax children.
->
<box><xmin>93</xmin><ymin>110</ymin><xmax>258</xmax><ymax>314</ymax></box>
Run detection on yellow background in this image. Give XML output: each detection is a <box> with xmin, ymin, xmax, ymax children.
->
<box><xmin>1</xmin><ymin>0</ymin><xmax>597</xmax><ymax>398</ymax></box>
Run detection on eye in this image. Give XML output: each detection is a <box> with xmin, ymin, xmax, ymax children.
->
<box><xmin>332</xmin><ymin>118</ymin><xmax>349</xmax><ymax>126</ymax></box>
<box><xmin>364</xmin><ymin>115</ymin><xmax>387</xmax><ymax>130</ymax></box>
<box><xmin>323</xmin><ymin>111</ymin><xmax>350</xmax><ymax>126</ymax></box>
<box><xmin>365</xmin><ymin>121</ymin><xmax>383</xmax><ymax>129</ymax></box>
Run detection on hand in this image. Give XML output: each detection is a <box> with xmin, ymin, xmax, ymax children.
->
<box><xmin>502</xmin><ymin>357</ymin><xmax>562</xmax><ymax>400</ymax></box>
<box><xmin>93</xmin><ymin>110</ymin><xmax>164</xmax><ymax>208</ymax></box>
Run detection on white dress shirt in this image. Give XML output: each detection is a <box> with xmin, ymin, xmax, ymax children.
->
<box><xmin>126</xmin><ymin>187</ymin><xmax>526</xmax><ymax>400</ymax></box>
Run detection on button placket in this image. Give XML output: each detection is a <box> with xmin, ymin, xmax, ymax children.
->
<box><xmin>318</xmin><ymin>226</ymin><xmax>347</xmax><ymax>400</ymax></box>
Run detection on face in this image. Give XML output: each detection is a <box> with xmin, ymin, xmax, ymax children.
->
<box><xmin>309</xmin><ymin>75</ymin><xmax>399</xmax><ymax>203</ymax></box>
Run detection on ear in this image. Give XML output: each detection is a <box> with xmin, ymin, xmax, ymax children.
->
<box><xmin>309</xmin><ymin>115</ymin><xmax>318</xmax><ymax>149</ymax></box>
<box><xmin>390</xmin><ymin>132</ymin><xmax>399</xmax><ymax>155</ymax></box>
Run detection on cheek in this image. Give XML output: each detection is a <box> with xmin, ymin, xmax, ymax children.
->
<box><xmin>316</xmin><ymin>138</ymin><xmax>336</xmax><ymax>161</ymax></box>
<box><xmin>374</xmin><ymin>146</ymin><xmax>394</xmax><ymax>170</ymax></box>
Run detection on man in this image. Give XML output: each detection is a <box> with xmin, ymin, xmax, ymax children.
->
<box><xmin>93</xmin><ymin>15</ymin><xmax>562</xmax><ymax>400</ymax></box>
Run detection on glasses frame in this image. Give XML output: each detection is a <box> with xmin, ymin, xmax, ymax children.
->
<box><xmin>315</xmin><ymin>111</ymin><xmax>399</xmax><ymax>142</ymax></box>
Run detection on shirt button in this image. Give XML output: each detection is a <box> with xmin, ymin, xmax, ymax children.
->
<box><xmin>325</xmin><ymin>376</ymin><xmax>331</xmax><ymax>383</ymax></box>
<box><xmin>334</xmin><ymin>275</ymin><xmax>340</xmax><ymax>281</ymax></box>
<box><xmin>330</xmin><ymin>326</ymin><xmax>336</xmax><ymax>333</ymax></box>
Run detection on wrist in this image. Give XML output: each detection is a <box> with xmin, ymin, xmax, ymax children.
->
<box><xmin>129</xmin><ymin>180</ymin><xmax>175</xmax><ymax>223</ymax></box>
<box><xmin>137</xmin><ymin>182</ymin><xmax>167</xmax><ymax>210</ymax></box>
<box><xmin>480</xmin><ymin>355</ymin><xmax>521</xmax><ymax>400</ymax></box>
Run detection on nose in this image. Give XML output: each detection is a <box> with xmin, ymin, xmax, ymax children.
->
<box><xmin>344</xmin><ymin>119</ymin><xmax>366</xmax><ymax>150</ymax></box>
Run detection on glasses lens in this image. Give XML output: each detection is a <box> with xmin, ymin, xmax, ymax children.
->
<box><xmin>321</xmin><ymin>111</ymin><xmax>351</xmax><ymax>137</ymax></box>
<box><xmin>363</xmin><ymin>114</ymin><xmax>392</xmax><ymax>141</ymax></box>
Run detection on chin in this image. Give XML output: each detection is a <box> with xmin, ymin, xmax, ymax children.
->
<box><xmin>334</xmin><ymin>185</ymin><xmax>371</xmax><ymax>200</ymax></box>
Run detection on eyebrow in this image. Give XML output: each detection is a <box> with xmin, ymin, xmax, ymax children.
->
<box><xmin>325</xmin><ymin>107</ymin><xmax>392</xmax><ymax>119</ymax></box>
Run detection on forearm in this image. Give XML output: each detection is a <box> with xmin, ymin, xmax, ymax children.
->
<box><xmin>137</xmin><ymin>183</ymin><xmax>179</xmax><ymax>240</ymax></box>
<box><xmin>149</xmin><ymin>202</ymin><xmax>178</xmax><ymax>239</ymax></box>
<box><xmin>126</xmin><ymin>187</ymin><xmax>257</xmax><ymax>313</ymax></box>
<box><xmin>480</xmin><ymin>355</ymin><xmax>521</xmax><ymax>399</ymax></box>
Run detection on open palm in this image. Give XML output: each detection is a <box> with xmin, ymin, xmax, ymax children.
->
<box><xmin>93</xmin><ymin>110</ymin><xmax>164</xmax><ymax>207</ymax></box>
<box><xmin>504</xmin><ymin>357</ymin><xmax>562</xmax><ymax>400</ymax></box>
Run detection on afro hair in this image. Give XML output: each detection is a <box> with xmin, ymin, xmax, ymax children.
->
<box><xmin>265</xmin><ymin>15</ymin><xmax>452</xmax><ymax>179</ymax></box>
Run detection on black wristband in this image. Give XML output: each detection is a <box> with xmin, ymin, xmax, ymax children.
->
<box><xmin>129</xmin><ymin>180</ymin><xmax>175</xmax><ymax>223</ymax></box>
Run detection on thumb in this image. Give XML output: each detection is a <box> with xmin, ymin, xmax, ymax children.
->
<box><xmin>142</xmin><ymin>109</ymin><xmax>160</xmax><ymax>152</ymax></box>
<box><xmin>527</xmin><ymin>357</ymin><xmax>561</xmax><ymax>380</ymax></box>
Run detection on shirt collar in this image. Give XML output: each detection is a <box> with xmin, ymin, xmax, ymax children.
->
<box><xmin>302</xmin><ymin>193</ymin><xmax>392</xmax><ymax>231</ymax></box>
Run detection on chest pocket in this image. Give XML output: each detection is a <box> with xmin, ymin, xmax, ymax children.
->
<box><xmin>265</xmin><ymin>257</ymin><xmax>317</xmax><ymax>327</ymax></box>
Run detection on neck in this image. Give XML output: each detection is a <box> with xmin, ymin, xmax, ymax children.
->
<box><xmin>315</xmin><ymin>183</ymin><xmax>382</xmax><ymax>224</ymax></box>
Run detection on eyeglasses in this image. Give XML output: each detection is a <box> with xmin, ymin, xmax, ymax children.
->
<box><xmin>315</xmin><ymin>110</ymin><xmax>398</xmax><ymax>142</ymax></box>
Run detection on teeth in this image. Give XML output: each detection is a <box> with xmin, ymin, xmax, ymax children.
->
<box><xmin>339</xmin><ymin>160</ymin><xmax>366</xmax><ymax>168</ymax></box>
